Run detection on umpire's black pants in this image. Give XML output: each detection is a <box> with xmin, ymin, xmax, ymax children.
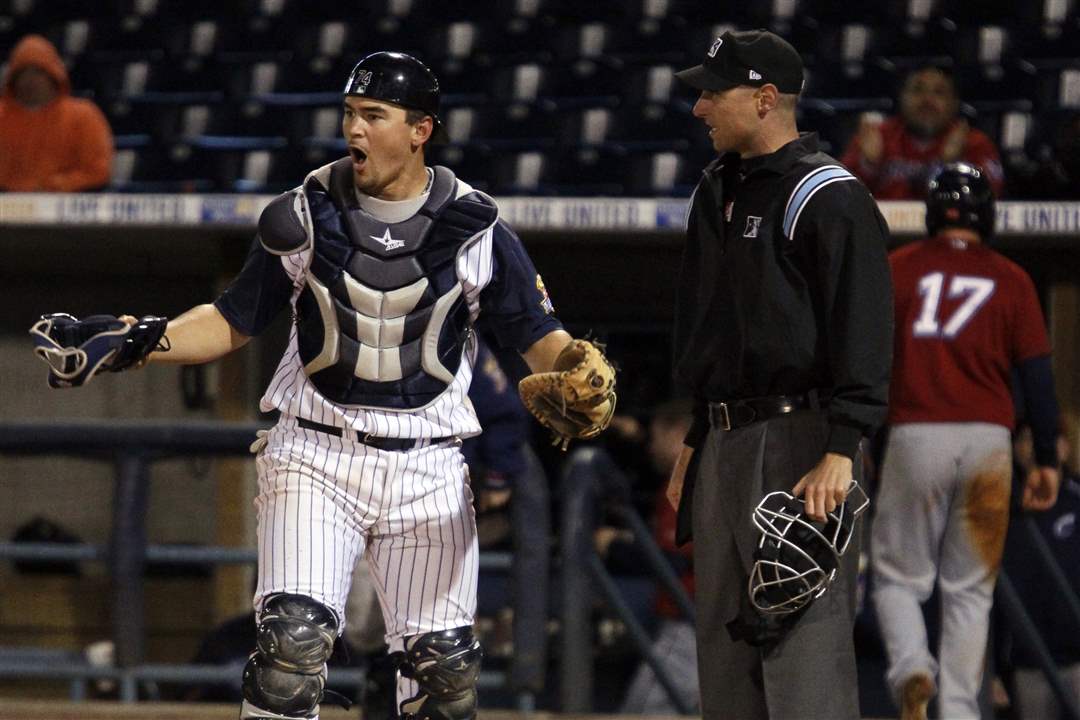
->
<box><xmin>691</xmin><ymin>410</ymin><xmax>862</xmax><ymax>720</ymax></box>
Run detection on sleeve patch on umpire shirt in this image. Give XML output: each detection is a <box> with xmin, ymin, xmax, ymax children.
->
<box><xmin>536</xmin><ymin>274</ymin><xmax>554</xmax><ymax>314</ymax></box>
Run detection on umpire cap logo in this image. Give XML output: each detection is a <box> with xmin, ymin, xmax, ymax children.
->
<box><xmin>708</xmin><ymin>37</ymin><xmax>723</xmax><ymax>57</ymax></box>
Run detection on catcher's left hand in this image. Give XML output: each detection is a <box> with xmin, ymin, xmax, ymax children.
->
<box><xmin>518</xmin><ymin>338</ymin><xmax>617</xmax><ymax>450</ymax></box>
<box><xmin>29</xmin><ymin>313</ymin><xmax>169</xmax><ymax>388</ymax></box>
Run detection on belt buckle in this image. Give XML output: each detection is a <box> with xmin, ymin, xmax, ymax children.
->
<box><xmin>360</xmin><ymin>432</ymin><xmax>375</xmax><ymax>445</ymax></box>
<box><xmin>717</xmin><ymin>402</ymin><xmax>732</xmax><ymax>431</ymax></box>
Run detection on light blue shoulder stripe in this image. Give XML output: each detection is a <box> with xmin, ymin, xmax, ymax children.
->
<box><xmin>782</xmin><ymin>165</ymin><xmax>856</xmax><ymax>239</ymax></box>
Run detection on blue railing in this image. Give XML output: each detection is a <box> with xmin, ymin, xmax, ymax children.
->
<box><xmin>558</xmin><ymin>446</ymin><xmax>696</xmax><ymax>714</ymax></box>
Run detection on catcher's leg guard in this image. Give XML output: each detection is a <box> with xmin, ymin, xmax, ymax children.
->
<box><xmin>397</xmin><ymin>627</ymin><xmax>483</xmax><ymax>720</ymax></box>
<box><xmin>240</xmin><ymin>594</ymin><xmax>337</xmax><ymax>719</ymax></box>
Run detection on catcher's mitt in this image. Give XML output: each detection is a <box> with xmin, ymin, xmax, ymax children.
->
<box><xmin>29</xmin><ymin>313</ymin><xmax>169</xmax><ymax>388</ymax></box>
<box><xmin>518</xmin><ymin>339</ymin><xmax>617</xmax><ymax>451</ymax></box>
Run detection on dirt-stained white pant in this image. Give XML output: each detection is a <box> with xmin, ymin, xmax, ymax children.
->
<box><xmin>871</xmin><ymin>422</ymin><xmax>1011</xmax><ymax>719</ymax></box>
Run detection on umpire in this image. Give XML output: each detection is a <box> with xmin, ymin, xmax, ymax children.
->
<box><xmin>667</xmin><ymin>30</ymin><xmax>893</xmax><ymax>719</ymax></box>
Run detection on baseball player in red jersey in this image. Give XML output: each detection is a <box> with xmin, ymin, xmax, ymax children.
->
<box><xmin>871</xmin><ymin>162</ymin><xmax>1061</xmax><ymax>720</ymax></box>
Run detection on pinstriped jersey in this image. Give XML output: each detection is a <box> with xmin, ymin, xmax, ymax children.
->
<box><xmin>215</xmin><ymin>175</ymin><xmax>562</xmax><ymax>439</ymax></box>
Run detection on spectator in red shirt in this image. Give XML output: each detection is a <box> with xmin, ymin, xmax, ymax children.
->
<box><xmin>842</xmin><ymin>65</ymin><xmax>1004</xmax><ymax>199</ymax></box>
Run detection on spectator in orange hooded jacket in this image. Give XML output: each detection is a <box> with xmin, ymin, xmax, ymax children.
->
<box><xmin>0</xmin><ymin>34</ymin><xmax>113</xmax><ymax>191</ymax></box>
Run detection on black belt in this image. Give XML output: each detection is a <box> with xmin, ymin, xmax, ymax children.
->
<box><xmin>708</xmin><ymin>391</ymin><xmax>826</xmax><ymax>431</ymax></box>
<box><xmin>297</xmin><ymin>417</ymin><xmax>453</xmax><ymax>451</ymax></box>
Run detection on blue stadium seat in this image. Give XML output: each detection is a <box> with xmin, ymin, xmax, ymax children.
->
<box><xmin>427</xmin><ymin>145</ymin><xmax>494</xmax><ymax>192</ymax></box>
<box><xmin>488</xmin><ymin>149</ymin><xmax>556</xmax><ymax>195</ymax></box>
<box><xmin>178</xmin><ymin>135</ymin><xmax>290</xmax><ymax>192</ymax></box>
<box><xmin>545</xmin><ymin>146</ymin><xmax>628</xmax><ymax>196</ymax></box>
<box><xmin>469</xmin><ymin>102</ymin><xmax>557</xmax><ymax>151</ymax></box>
<box><xmin>957</xmin><ymin>62</ymin><xmax>1039</xmax><ymax>103</ymax></box>
<box><xmin>240</xmin><ymin>99</ymin><xmax>340</xmax><ymax>144</ymax></box>
<box><xmin>490</xmin><ymin>63</ymin><xmax>557</xmax><ymax>104</ymax></box>
<box><xmin>287</xmin><ymin>20</ymin><xmax>354</xmax><ymax>65</ymax></box>
<box><xmin>968</xmin><ymin>100</ymin><xmax>1034</xmax><ymax>156</ymax></box>
<box><xmin>797</xmin><ymin>99</ymin><xmax>888</xmax><ymax>157</ymax></box>
<box><xmin>3</xmin><ymin>0</ymin><xmax>1069</xmax><ymax>197</ymax></box>
<box><xmin>873</xmin><ymin>19</ymin><xmax>959</xmax><ymax>60</ymax></box>
<box><xmin>606</xmin><ymin>103</ymin><xmax>698</xmax><ymax>153</ymax></box>
<box><xmin>555</xmin><ymin>105</ymin><xmax>616</xmax><ymax>148</ymax></box>
<box><xmin>551</xmin><ymin>21</ymin><xmax>614</xmax><ymax>63</ymax></box>
<box><xmin>110</xmin><ymin>145</ymin><xmax>215</xmax><ymax>193</ymax></box>
<box><xmin>1033</xmin><ymin>61</ymin><xmax>1080</xmax><ymax>113</ymax></box>
<box><xmin>542</xmin><ymin>57</ymin><xmax>624</xmax><ymax>101</ymax></box>
<box><xmin>801</xmin><ymin>58</ymin><xmax>899</xmax><ymax>100</ymax></box>
<box><xmin>624</xmin><ymin>148</ymin><xmax>700</xmax><ymax>197</ymax></box>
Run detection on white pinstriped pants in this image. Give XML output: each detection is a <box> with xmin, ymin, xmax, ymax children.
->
<box><xmin>251</xmin><ymin>415</ymin><xmax>479</xmax><ymax>695</ymax></box>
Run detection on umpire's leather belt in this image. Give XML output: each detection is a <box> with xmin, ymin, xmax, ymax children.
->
<box><xmin>297</xmin><ymin>417</ymin><xmax>453</xmax><ymax>451</ymax></box>
<box><xmin>708</xmin><ymin>391</ymin><xmax>826</xmax><ymax>431</ymax></box>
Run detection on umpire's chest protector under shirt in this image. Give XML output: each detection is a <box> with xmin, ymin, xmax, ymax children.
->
<box><xmin>673</xmin><ymin>133</ymin><xmax>893</xmax><ymax>449</ymax></box>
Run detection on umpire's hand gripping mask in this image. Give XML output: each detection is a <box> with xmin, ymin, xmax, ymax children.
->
<box><xmin>748</xmin><ymin>482</ymin><xmax>869</xmax><ymax>616</ymax></box>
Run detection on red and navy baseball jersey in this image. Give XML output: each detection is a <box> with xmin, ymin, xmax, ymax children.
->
<box><xmin>888</xmin><ymin>235</ymin><xmax>1050</xmax><ymax>427</ymax></box>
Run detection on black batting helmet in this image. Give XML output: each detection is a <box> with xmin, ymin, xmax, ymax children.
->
<box><xmin>343</xmin><ymin>51</ymin><xmax>447</xmax><ymax>143</ymax></box>
<box><xmin>925</xmin><ymin>162</ymin><xmax>995</xmax><ymax>238</ymax></box>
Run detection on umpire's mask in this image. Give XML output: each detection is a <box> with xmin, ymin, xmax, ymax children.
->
<box><xmin>748</xmin><ymin>482</ymin><xmax>869</xmax><ymax>616</ymax></box>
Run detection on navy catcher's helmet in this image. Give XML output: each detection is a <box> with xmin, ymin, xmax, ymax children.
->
<box><xmin>344</xmin><ymin>51</ymin><xmax>447</xmax><ymax>143</ymax></box>
<box><xmin>925</xmin><ymin>161</ymin><xmax>995</xmax><ymax>239</ymax></box>
<box><xmin>748</xmin><ymin>482</ymin><xmax>869</xmax><ymax>616</ymax></box>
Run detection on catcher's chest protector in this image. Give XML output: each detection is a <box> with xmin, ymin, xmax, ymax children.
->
<box><xmin>297</xmin><ymin>160</ymin><xmax>498</xmax><ymax>410</ymax></box>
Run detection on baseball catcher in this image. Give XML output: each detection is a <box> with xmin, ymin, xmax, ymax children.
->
<box><xmin>518</xmin><ymin>338</ymin><xmax>617</xmax><ymax>450</ymax></box>
<box><xmin>29</xmin><ymin>313</ymin><xmax>169</xmax><ymax>388</ymax></box>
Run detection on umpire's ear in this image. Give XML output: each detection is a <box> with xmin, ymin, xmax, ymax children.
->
<box><xmin>755</xmin><ymin>83</ymin><xmax>782</xmax><ymax>118</ymax></box>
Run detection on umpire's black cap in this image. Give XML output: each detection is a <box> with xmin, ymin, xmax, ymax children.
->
<box><xmin>344</xmin><ymin>51</ymin><xmax>448</xmax><ymax>143</ymax></box>
<box><xmin>676</xmin><ymin>29</ymin><xmax>804</xmax><ymax>94</ymax></box>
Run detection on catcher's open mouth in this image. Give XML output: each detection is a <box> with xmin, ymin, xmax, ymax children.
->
<box><xmin>349</xmin><ymin>147</ymin><xmax>368</xmax><ymax>164</ymax></box>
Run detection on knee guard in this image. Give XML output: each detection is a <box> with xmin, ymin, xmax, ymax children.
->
<box><xmin>398</xmin><ymin>627</ymin><xmax>483</xmax><ymax>720</ymax></box>
<box><xmin>241</xmin><ymin>594</ymin><xmax>338</xmax><ymax>718</ymax></box>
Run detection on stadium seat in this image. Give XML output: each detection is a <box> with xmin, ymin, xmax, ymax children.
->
<box><xmin>552</xmin><ymin>22</ymin><xmax>613</xmax><ymax>63</ymax></box>
<box><xmin>798</xmin><ymin>97</ymin><xmax>893</xmax><ymax>157</ymax></box>
<box><xmin>555</xmin><ymin>106</ymin><xmax>615</xmax><ymax>148</ymax></box>
<box><xmin>110</xmin><ymin>145</ymin><xmax>215</xmax><ymax>193</ymax></box>
<box><xmin>624</xmin><ymin>149</ymin><xmax>699</xmax><ymax>196</ymax></box>
<box><xmin>489</xmin><ymin>150</ymin><xmax>555</xmax><ymax>195</ymax></box>
<box><xmin>428</xmin><ymin>144</ymin><xmax>495</xmax><ymax>193</ymax></box>
<box><xmin>957</xmin><ymin>62</ymin><xmax>1039</xmax><ymax>103</ymax></box>
<box><xmin>606</xmin><ymin>103</ymin><xmax>698</xmax><ymax>153</ymax></box>
<box><xmin>543</xmin><ymin>57</ymin><xmax>624</xmax><ymax>101</ymax></box>
<box><xmin>3</xmin><ymin>0</ymin><xmax>1072</xmax><ymax>198</ymax></box>
<box><xmin>469</xmin><ymin>102</ymin><xmax>557</xmax><ymax>151</ymax></box>
<box><xmin>1034</xmin><ymin>63</ymin><xmax>1080</xmax><ymax>112</ymax></box>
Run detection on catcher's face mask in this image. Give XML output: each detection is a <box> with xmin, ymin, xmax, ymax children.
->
<box><xmin>748</xmin><ymin>482</ymin><xmax>869</xmax><ymax>616</ymax></box>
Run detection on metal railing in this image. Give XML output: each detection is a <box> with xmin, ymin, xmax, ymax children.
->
<box><xmin>0</xmin><ymin>420</ymin><xmax>549</xmax><ymax>709</ymax></box>
<box><xmin>994</xmin><ymin>511</ymin><xmax>1080</xmax><ymax>720</ymax></box>
<box><xmin>558</xmin><ymin>446</ymin><xmax>696</xmax><ymax>714</ymax></box>
<box><xmin>555</xmin><ymin>445</ymin><xmax>1080</xmax><ymax>718</ymax></box>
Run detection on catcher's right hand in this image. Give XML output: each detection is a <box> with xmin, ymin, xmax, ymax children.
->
<box><xmin>29</xmin><ymin>313</ymin><xmax>169</xmax><ymax>388</ymax></box>
<box><xmin>518</xmin><ymin>338</ymin><xmax>617</xmax><ymax>451</ymax></box>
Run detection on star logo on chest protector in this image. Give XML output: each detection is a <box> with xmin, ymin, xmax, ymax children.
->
<box><xmin>371</xmin><ymin>227</ymin><xmax>405</xmax><ymax>251</ymax></box>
